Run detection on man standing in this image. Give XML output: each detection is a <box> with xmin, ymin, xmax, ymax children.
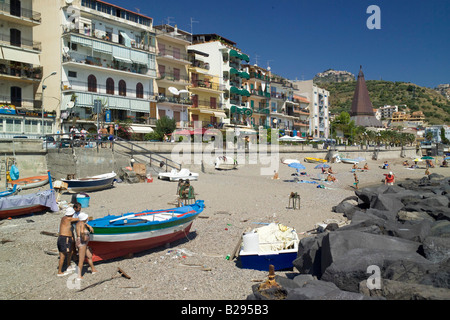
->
<box><xmin>57</xmin><ymin>209</ymin><xmax>79</xmax><ymax>276</ymax></box>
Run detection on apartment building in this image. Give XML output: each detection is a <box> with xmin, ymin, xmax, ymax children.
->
<box><xmin>154</xmin><ymin>24</ymin><xmax>192</xmax><ymax>128</ymax></box>
<box><xmin>242</xmin><ymin>64</ymin><xmax>270</xmax><ymax>129</ymax></box>
<box><xmin>0</xmin><ymin>0</ymin><xmax>53</xmax><ymax>138</ymax></box>
<box><xmin>293</xmin><ymin>95</ymin><xmax>310</xmax><ymax>137</ymax></box>
<box><xmin>34</xmin><ymin>0</ymin><xmax>157</xmax><ymax>134</ymax></box>
<box><xmin>378</xmin><ymin>105</ymin><xmax>398</xmax><ymax>120</ymax></box>
<box><xmin>267</xmin><ymin>73</ymin><xmax>298</xmax><ymax>135</ymax></box>
<box><xmin>293</xmin><ymin>80</ymin><xmax>330</xmax><ymax>139</ymax></box>
<box><xmin>189</xmin><ymin>33</ymin><xmax>247</xmax><ymax>130</ymax></box>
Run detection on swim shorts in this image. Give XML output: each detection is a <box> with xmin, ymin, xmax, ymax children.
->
<box><xmin>57</xmin><ymin>235</ymin><xmax>73</xmax><ymax>253</ymax></box>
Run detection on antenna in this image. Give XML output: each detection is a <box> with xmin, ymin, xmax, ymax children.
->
<box><xmin>254</xmin><ymin>54</ymin><xmax>260</xmax><ymax>66</ymax></box>
<box><xmin>267</xmin><ymin>60</ymin><xmax>273</xmax><ymax>70</ymax></box>
<box><xmin>190</xmin><ymin>17</ymin><xmax>199</xmax><ymax>35</ymax></box>
<box><xmin>166</xmin><ymin>16</ymin><xmax>175</xmax><ymax>26</ymax></box>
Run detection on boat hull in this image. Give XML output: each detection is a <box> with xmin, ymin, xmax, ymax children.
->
<box><xmin>341</xmin><ymin>159</ymin><xmax>359</xmax><ymax>164</ymax></box>
<box><xmin>62</xmin><ymin>173</ymin><xmax>116</xmax><ymax>193</ymax></box>
<box><xmin>89</xmin><ymin>222</ymin><xmax>195</xmax><ymax>262</ymax></box>
<box><xmin>87</xmin><ymin>200</ymin><xmax>204</xmax><ymax>262</ymax></box>
<box><xmin>0</xmin><ymin>204</ymin><xmax>48</xmax><ymax>219</ymax></box>
<box><xmin>214</xmin><ymin>157</ymin><xmax>238</xmax><ymax>170</ymax></box>
<box><xmin>304</xmin><ymin>157</ymin><xmax>327</xmax><ymax>163</ymax></box>
<box><xmin>10</xmin><ymin>175</ymin><xmax>48</xmax><ymax>190</ymax></box>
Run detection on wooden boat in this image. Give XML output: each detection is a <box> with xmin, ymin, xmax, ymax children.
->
<box><xmin>61</xmin><ymin>172</ymin><xmax>116</xmax><ymax>193</ymax></box>
<box><xmin>0</xmin><ymin>184</ymin><xmax>20</xmax><ymax>198</ymax></box>
<box><xmin>239</xmin><ymin>223</ymin><xmax>299</xmax><ymax>271</ymax></box>
<box><xmin>214</xmin><ymin>156</ymin><xmax>238</xmax><ymax>170</ymax></box>
<box><xmin>9</xmin><ymin>175</ymin><xmax>48</xmax><ymax>190</ymax></box>
<box><xmin>281</xmin><ymin>159</ymin><xmax>300</xmax><ymax>165</ymax></box>
<box><xmin>304</xmin><ymin>157</ymin><xmax>327</xmax><ymax>164</ymax></box>
<box><xmin>0</xmin><ymin>171</ymin><xmax>58</xmax><ymax>219</ymax></box>
<box><xmin>158</xmin><ymin>168</ymin><xmax>199</xmax><ymax>181</ymax></box>
<box><xmin>87</xmin><ymin>200</ymin><xmax>205</xmax><ymax>262</ymax></box>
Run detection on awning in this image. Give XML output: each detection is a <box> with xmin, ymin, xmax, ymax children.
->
<box><xmin>93</xmin><ymin>41</ymin><xmax>112</xmax><ymax>54</ymax></box>
<box><xmin>229</xmin><ymin>68</ymin><xmax>239</xmax><ymax>75</ymax></box>
<box><xmin>2</xmin><ymin>47</ymin><xmax>40</xmax><ymax>65</ymax></box>
<box><xmin>229</xmin><ymin>49</ymin><xmax>240</xmax><ymax>57</ymax></box>
<box><xmin>240</xmin><ymin>53</ymin><xmax>250</xmax><ymax>62</ymax></box>
<box><xmin>119</xmin><ymin>32</ymin><xmax>132</xmax><ymax>48</ymax></box>
<box><xmin>239</xmin><ymin>89</ymin><xmax>250</xmax><ymax>97</ymax></box>
<box><xmin>130</xmin><ymin>125</ymin><xmax>153</xmax><ymax>134</ymax></box>
<box><xmin>214</xmin><ymin>111</ymin><xmax>226</xmax><ymax>118</ymax></box>
<box><xmin>230</xmin><ymin>86</ymin><xmax>240</xmax><ymax>94</ymax></box>
<box><xmin>113</xmin><ymin>55</ymin><xmax>133</xmax><ymax>64</ymax></box>
<box><xmin>239</xmin><ymin>71</ymin><xmax>250</xmax><ymax>79</ymax></box>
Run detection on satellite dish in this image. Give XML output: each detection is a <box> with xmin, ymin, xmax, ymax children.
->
<box><xmin>168</xmin><ymin>87</ymin><xmax>179</xmax><ymax>95</ymax></box>
<box><xmin>66</xmin><ymin>0</ymin><xmax>73</xmax><ymax>4</ymax></box>
<box><xmin>178</xmin><ymin>89</ymin><xmax>189</xmax><ymax>94</ymax></box>
<box><xmin>63</xmin><ymin>47</ymin><xmax>70</xmax><ymax>54</ymax></box>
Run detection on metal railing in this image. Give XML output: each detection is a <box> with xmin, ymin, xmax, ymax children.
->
<box><xmin>0</xmin><ymin>3</ymin><xmax>41</xmax><ymax>22</ymax></box>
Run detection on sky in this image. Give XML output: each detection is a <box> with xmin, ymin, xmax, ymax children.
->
<box><xmin>109</xmin><ymin>0</ymin><xmax>449</xmax><ymax>88</ymax></box>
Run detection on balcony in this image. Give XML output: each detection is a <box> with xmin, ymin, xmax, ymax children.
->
<box><xmin>63</xmin><ymin>52</ymin><xmax>155</xmax><ymax>78</ymax></box>
<box><xmin>157</xmin><ymin>48</ymin><xmax>190</xmax><ymax>65</ymax></box>
<box><xmin>154</xmin><ymin>28</ymin><xmax>191</xmax><ymax>45</ymax></box>
<box><xmin>189</xmin><ymin>79</ymin><xmax>225</xmax><ymax>92</ymax></box>
<box><xmin>0</xmin><ymin>96</ymin><xmax>42</xmax><ymax>110</ymax></box>
<box><xmin>157</xmin><ymin>71</ymin><xmax>190</xmax><ymax>85</ymax></box>
<box><xmin>250</xmin><ymin>89</ymin><xmax>270</xmax><ymax>98</ymax></box>
<box><xmin>294</xmin><ymin>120</ymin><xmax>309</xmax><ymax>127</ymax></box>
<box><xmin>0</xmin><ymin>62</ymin><xmax>42</xmax><ymax>82</ymax></box>
<box><xmin>157</xmin><ymin>94</ymin><xmax>193</xmax><ymax>106</ymax></box>
<box><xmin>193</xmin><ymin>99</ymin><xmax>224</xmax><ymax>110</ymax></box>
<box><xmin>0</xmin><ymin>32</ymin><xmax>41</xmax><ymax>52</ymax></box>
<box><xmin>63</xmin><ymin>29</ymin><xmax>157</xmax><ymax>55</ymax></box>
<box><xmin>250</xmin><ymin>72</ymin><xmax>270</xmax><ymax>82</ymax></box>
<box><xmin>0</xmin><ymin>3</ymin><xmax>41</xmax><ymax>26</ymax></box>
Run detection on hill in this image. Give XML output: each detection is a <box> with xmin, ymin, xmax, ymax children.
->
<box><xmin>321</xmin><ymin>80</ymin><xmax>450</xmax><ymax>125</ymax></box>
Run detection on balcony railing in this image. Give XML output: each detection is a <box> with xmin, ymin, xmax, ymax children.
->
<box><xmin>193</xmin><ymin>99</ymin><xmax>224</xmax><ymax>109</ymax></box>
<box><xmin>0</xmin><ymin>3</ymin><xmax>41</xmax><ymax>23</ymax></box>
<box><xmin>63</xmin><ymin>52</ymin><xmax>153</xmax><ymax>76</ymax></box>
<box><xmin>0</xmin><ymin>96</ymin><xmax>42</xmax><ymax>109</ymax></box>
<box><xmin>250</xmin><ymin>72</ymin><xmax>270</xmax><ymax>81</ymax></box>
<box><xmin>157</xmin><ymin>95</ymin><xmax>193</xmax><ymax>105</ymax></box>
<box><xmin>190</xmin><ymin>79</ymin><xmax>225</xmax><ymax>91</ymax></box>
<box><xmin>0</xmin><ymin>63</ymin><xmax>42</xmax><ymax>80</ymax></box>
<box><xmin>157</xmin><ymin>48</ymin><xmax>189</xmax><ymax>62</ymax></box>
<box><xmin>63</xmin><ymin>29</ymin><xmax>157</xmax><ymax>54</ymax></box>
<box><xmin>250</xmin><ymin>89</ymin><xmax>270</xmax><ymax>98</ymax></box>
<box><xmin>157</xmin><ymin>72</ymin><xmax>190</xmax><ymax>83</ymax></box>
<box><xmin>0</xmin><ymin>32</ymin><xmax>41</xmax><ymax>51</ymax></box>
<box><xmin>155</xmin><ymin>28</ymin><xmax>191</xmax><ymax>43</ymax></box>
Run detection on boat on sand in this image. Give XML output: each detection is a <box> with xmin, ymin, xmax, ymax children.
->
<box><xmin>9</xmin><ymin>175</ymin><xmax>48</xmax><ymax>190</ymax></box>
<box><xmin>87</xmin><ymin>200</ymin><xmax>205</xmax><ymax>262</ymax></box>
<box><xmin>61</xmin><ymin>172</ymin><xmax>116</xmax><ymax>193</ymax></box>
<box><xmin>158</xmin><ymin>168</ymin><xmax>199</xmax><ymax>181</ymax></box>
<box><xmin>304</xmin><ymin>157</ymin><xmax>327</xmax><ymax>164</ymax></box>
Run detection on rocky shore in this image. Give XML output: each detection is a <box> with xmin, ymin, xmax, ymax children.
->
<box><xmin>248</xmin><ymin>173</ymin><xmax>450</xmax><ymax>300</ymax></box>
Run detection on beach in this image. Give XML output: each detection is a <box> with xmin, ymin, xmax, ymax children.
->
<box><xmin>0</xmin><ymin>156</ymin><xmax>447</xmax><ymax>300</ymax></box>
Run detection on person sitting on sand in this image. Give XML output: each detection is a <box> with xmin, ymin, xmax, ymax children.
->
<box><xmin>327</xmin><ymin>167</ymin><xmax>335</xmax><ymax>174</ymax></box>
<box><xmin>382</xmin><ymin>161</ymin><xmax>389</xmax><ymax>170</ymax></box>
<box><xmin>57</xmin><ymin>209</ymin><xmax>79</xmax><ymax>276</ymax></box>
<box><xmin>403</xmin><ymin>160</ymin><xmax>409</xmax><ymax>166</ymax></box>
<box><xmin>363</xmin><ymin>163</ymin><xmax>369</xmax><ymax>170</ymax></box>
<box><xmin>272</xmin><ymin>170</ymin><xmax>279</xmax><ymax>180</ymax></box>
<box><xmin>326</xmin><ymin>173</ymin><xmax>337</xmax><ymax>182</ymax></box>
<box><xmin>425</xmin><ymin>168</ymin><xmax>430</xmax><ymax>175</ymax></box>
<box><xmin>75</xmin><ymin>212</ymin><xmax>97</xmax><ymax>280</ymax></box>
<box><xmin>442</xmin><ymin>159</ymin><xmax>448</xmax><ymax>167</ymax></box>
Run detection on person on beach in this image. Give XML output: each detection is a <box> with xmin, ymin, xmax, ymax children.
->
<box><xmin>382</xmin><ymin>161</ymin><xmax>389</xmax><ymax>170</ymax></box>
<box><xmin>75</xmin><ymin>212</ymin><xmax>97</xmax><ymax>280</ymax></box>
<box><xmin>385</xmin><ymin>171</ymin><xmax>395</xmax><ymax>185</ymax></box>
<box><xmin>57</xmin><ymin>209</ymin><xmax>79</xmax><ymax>276</ymax></box>
<box><xmin>363</xmin><ymin>163</ymin><xmax>369</xmax><ymax>170</ymax></box>
<box><xmin>353</xmin><ymin>172</ymin><xmax>359</xmax><ymax>189</ymax></box>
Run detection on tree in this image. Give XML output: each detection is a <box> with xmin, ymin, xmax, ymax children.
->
<box><xmin>145</xmin><ymin>116</ymin><xmax>176</xmax><ymax>141</ymax></box>
<box><xmin>440</xmin><ymin>127</ymin><xmax>450</xmax><ymax>145</ymax></box>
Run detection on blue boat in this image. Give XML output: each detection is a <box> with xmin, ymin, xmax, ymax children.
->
<box><xmin>62</xmin><ymin>172</ymin><xmax>116</xmax><ymax>193</ymax></box>
<box><xmin>87</xmin><ymin>200</ymin><xmax>205</xmax><ymax>262</ymax></box>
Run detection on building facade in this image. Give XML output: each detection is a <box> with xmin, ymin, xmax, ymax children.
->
<box><xmin>293</xmin><ymin>80</ymin><xmax>330</xmax><ymax>139</ymax></box>
<box><xmin>34</xmin><ymin>0</ymin><xmax>157</xmax><ymax>135</ymax></box>
<box><xmin>0</xmin><ymin>0</ymin><xmax>54</xmax><ymax>138</ymax></box>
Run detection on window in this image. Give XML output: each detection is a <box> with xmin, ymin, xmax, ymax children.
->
<box><xmin>10</xmin><ymin>0</ymin><xmax>21</xmax><ymax>17</ymax></box>
<box><xmin>11</xmin><ymin>86</ymin><xmax>22</xmax><ymax>107</ymax></box>
<box><xmin>68</xmin><ymin>71</ymin><xmax>77</xmax><ymax>78</ymax></box>
<box><xmin>106</xmin><ymin>78</ymin><xmax>114</xmax><ymax>95</ymax></box>
<box><xmin>10</xmin><ymin>28</ymin><xmax>21</xmax><ymax>47</ymax></box>
<box><xmin>173</xmin><ymin>68</ymin><xmax>180</xmax><ymax>81</ymax></box>
<box><xmin>88</xmin><ymin>75</ymin><xmax>97</xmax><ymax>92</ymax></box>
<box><xmin>210</xmin><ymin>97</ymin><xmax>216</xmax><ymax>109</ymax></box>
<box><xmin>136</xmin><ymin>83</ymin><xmax>143</xmax><ymax>99</ymax></box>
<box><xmin>118</xmin><ymin>80</ymin><xmax>126</xmax><ymax>96</ymax></box>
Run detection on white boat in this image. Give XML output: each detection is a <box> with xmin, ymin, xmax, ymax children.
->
<box><xmin>158</xmin><ymin>168</ymin><xmax>199</xmax><ymax>181</ymax></box>
<box><xmin>281</xmin><ymin>159</ymin><xmax>300</xmax><ymax>165</ymax></box>
<box><xmin>61</xmin><ymin>172</ymin><xmax>117</xmax><ymax>193</ymax></box>
<box><xmin>214</xmin><ymin>156</ymin><xmax>238</xmax><ymax>170</ymax></box>
<box><xmin>239</xmin><ymin>223</ymin><xmax>299</xmax><ymax>271</ymax></box>
<box><xmin>335</xmin><ymin>155</ymin><xmax>359</xmax><ymax>164</ymax></box>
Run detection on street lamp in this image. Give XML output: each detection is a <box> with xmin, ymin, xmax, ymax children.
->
<box><xmin>41</xmin><ymin>71</ymin><xmax>57</xmax><ymax>135</ymax></box>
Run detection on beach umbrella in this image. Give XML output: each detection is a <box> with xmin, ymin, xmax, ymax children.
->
<box><xmin>314</xmin><ymin>163</ymin><xmax>330</xmax><ymax>169</ymax></box>
<box><xmin>288</xmin><ymin>162</ymin><xmax>306</xmax><ymax>171</ymax></box>
<box><xmin>421</xmin><ymin>156</ymin><xmax>434</xmax><ymax>160</ymax></box>
<box><xmin>291</xmin><ymin>136</ymin><xmax>305</xmax><ymax>142</ymax></box>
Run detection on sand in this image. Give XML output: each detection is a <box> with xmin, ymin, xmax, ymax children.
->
<box><xmin>0</xmin><ymin>156</ymin><xmax>448</xmax><ymax>300</ymax></box>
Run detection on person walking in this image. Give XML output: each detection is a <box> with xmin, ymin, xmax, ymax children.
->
<box><xmin>57</xmin><ymin>209</ymin><xmax>79</xmax><ymax>276</ymax></box>
<box><xmin>75</xmin><ymin>212</ymin><xmax>97</xmax><ymax>280</ymax></box>
<box><xmin>384</xmin><ymin>171</ymin><xmax>395</xmax><ymax>185</ymax></box>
